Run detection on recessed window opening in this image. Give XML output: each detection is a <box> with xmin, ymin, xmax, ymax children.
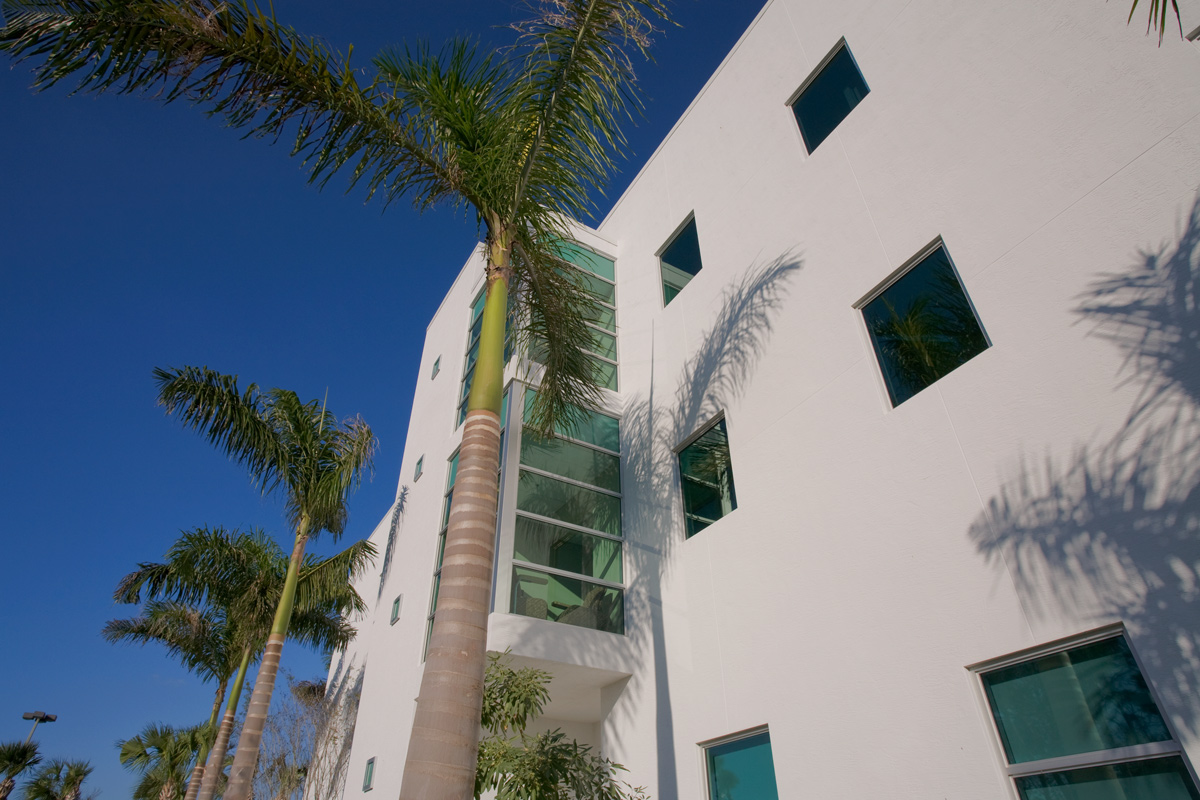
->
<box><xmin>531</xmin><ymin>243</ymin><xmax>620</xmax><ymax>391</ymax></box>
<box><xmin>659</xmin><ymin>215</ymin><xmax>703</xmax><ymax>306</ymax></box>
<box><xmin>390</xmin><ymin>595</ymin><xmax>402</xmax><ymax>625</ymax></box>
<box><xmin>859</xmin><ymin>241</ymin><xmax>988</xmax><ymax>407</ymax></box>
<box><xmin>790</xmin><ymin>39</ymin><xmax>869</xmax><ymax>153</ymax></box>
<box><xmin>973</xmin><ymin>628</ymin><xmax>1200</xmax><ymax>800</ymax></box>
<box><xmin>678</xmin><ymin>417</ymin><xmax>738</xmax><ymax>538</ymax></box>
<box><xmin>362</xmin><ymin>758</ymin><xmax>375</xmax><ymax>792</ymax></box>
<box><xmin>431</xmin><ymin>356</ymin><xmax>440</xmax><ymax>379</ymax></box>
<box><xmin>413</xmin><ymin>456</ymin><xmax>424</xmax><ymax>482</ymax></box>
<box><xmin>702</xmin><ymin>728</ymin><xmax>779</xmax><ymax>800</ymax></box>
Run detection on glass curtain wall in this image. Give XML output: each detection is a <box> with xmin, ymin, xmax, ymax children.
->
<box><xmin>511</xmin><ymin>388</ymin><xmax>624</xmax><ymax>634</ymax></box>
<box><xmin>457</xmin><ymin>287</ymin><xmax>514</xmax><ymax>427</ymax></box>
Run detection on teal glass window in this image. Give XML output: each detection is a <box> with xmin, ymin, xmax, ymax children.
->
<box><xmin>980</xmin><ymin>634</ymin><xmax>1198</xmax><ymax>800</ymax></box>
<box><xmin>514</xmin><ymin>516</ymin><xmax>622</xmax><ymax>583</ymax></box>
<box><xmin>983</xmin><ymin>637</ymin><xmax>1171</xmax><ymax>764</ymax></box>
<box><xmin>791</xmin><ymin>41</ymin><xmax>869</xmax><ymax>153</ymax></box>
<box><xmin>458</xmin><ymin>288</ymin><xmax>514</xmax><ymax>427</ymax></box>
<box><xmin>679</xmin><ymin>418</ymin><xmax>738</xmax><ymax>537</ymax></box>
<box><xmin>362</xmin><ymin>758</ymin><xmax>375</xmax><ymax>791</ymax></box>
<box><xmin>522</xmin><ymin>388</ymin><xmax>620</xmax><ymax>451</ymax></box>
<box><xmin>660</xmin><ymin>216</ymin><xmax>702</xmax><ymax>305</ymax></box>
<box><xmin>517</xmin><ymin>470</ymin><xmax>621</xmax><ymax>536</ymax></box>
<box><xmin>705</xmin><ymin>731</ymin><xmax>779</xmax><ymax>800</ymax></box>
<box><xmin>389</xmin><ymin>595</ymin><xmax>402</xmax><ymax>625</ymax></box>
<box><xmin>511</xmin><ymin>565</ymin><xmax>623</xmax><ymax>634</ymax></box>
<box><xmin>862</xmin><ymin>244</ymin><xmax>988</xmax><ymax>406</ymax></box>
<box><xmin>431</xmin><ymin>356</ymin><xmax>440</xmax><ymax>379</ymax></box>
<box><xmin>521</xmin><ymin>431</ymin><xmax>620</xmax><ymax>492</ymax></box>
<box><xmin>413</xmin><ymin>456</ymin><xmax>423</xmax><ymax>482</ymax></box>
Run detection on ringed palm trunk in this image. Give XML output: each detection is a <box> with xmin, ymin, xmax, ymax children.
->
<box><xmin>224</xmin><ymin>518</ymin><xmax>313</xmax><ymax>800</ymax></box>
<box><xmin>1</xmin><ymin>777</ymin><xmax>15</xmax><ymax>800</ymax></box>
<box><xmin>183</xmin><ymin>679</ymin><xmax>228</xmax><ymax>800</ymax></box>
<box><xmin>197</xmin><ymin>646</ymin><xmax>254</xmax><ymax>800</ymax></box>
<box><xmin>400</xmin><ymin>234</ymin><xmax>511</xmax><ymax>800</ymax></box>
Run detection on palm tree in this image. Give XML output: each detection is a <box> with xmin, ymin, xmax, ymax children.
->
<box><xmin>0</xmin><ymin>742</ymin><xmax>41</xmax><ymax>800</ymax></box>
<box><xmin>119</xmin><ymin>724</ymin><xmax>207</xmax><ymax>800</ymax></box>
<box><xmin>22</xmin><ymin>761</ymin><xmax>91</xmax><ymax>800</ymax></box>
<box><xmin>142</xmin><ymin>367</ymin><xmax>374</xmax><ymax>800</ymax></box>
<box><xmin>0</xmin><ymin>3</ymin><xmax>666</xmax><ymax>795</ymax></box>
<box><xmin>113</xmin><ymin>525</ymin><xmax>375</xmax><ymax>800</ymax></box>
<box><xmin>1130</xmin><ymin>0</ymin><xmax>1183</xmax><ymax>43</ymax></box>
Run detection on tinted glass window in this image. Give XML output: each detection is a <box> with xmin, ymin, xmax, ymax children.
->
<box><xmin>862</xmin><ymin>245</ymin><xmax>988</xmax><ymax>406</ymax></box>
<box><xmin>661</xmin><ymin>217</ymin><xmax>703</xmax><ymax>305</ymax></box>
<box><xmin>792</xmin><ymin>44</ymin><xmax>869</xmax><ymax>153</ymax></box>
<box><xmin>706</xmin><ymin>732</ymin><xmax>779</xmax><ymax>800</ymax></box>
<box><xmin>679</xmin><ymin>419</ymin><xmax>737</xmax><ymax>537</ymax></box>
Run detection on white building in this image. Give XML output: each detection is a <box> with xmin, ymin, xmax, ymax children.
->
<box><xmin>325</xmin><ymin>1</ymin><xmax>1200</xmax><ymax>797</ymax></box>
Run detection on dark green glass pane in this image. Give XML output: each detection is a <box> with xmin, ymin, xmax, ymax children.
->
<box><xmin>460</xmin><ymin>365</ymin><xmax>475</xmax><ymax>402</ymax></box>
<box><xmin>1016</xmin><ymin>757</ymin><xmax>1200</xmax><ymax>800</ymax></box>
<box><xmin>435</xmin><ymin>531</ymin><xmax>446</xmax><ymax>569</ymax></box>
<box><xmin>983</xmin><ymin>637</ymin><xmax>1171</xmax><ymax>764</ymax></box>
<box><xmin>706</xmin><ymin>732</ymin><xmax>779</xmax><ymax>800</ymax></box>
<box><xmin>588</xmin><ymin>327</ymin><xmax>618</xmax><ymax>361</ymax></box>
<box><xmin>446</xmin><ymin>451</ymin><xmax>460</xmax><ymax>489</ymax></box>
<box><xmin>429</xmin><ymin>572</ymin><xmax>441</xmax><ymax>613</ymax></box>
<box><xmin>457</xmin><ymin>398</ymin><xmax>468</xmax><ymax>427</ymax></box>
<box><xmin>511</xmin><ymin>565</ymin><xmax>624</xmax><ymax>634</ymax></box>
<box><xmin>517</xmin><ymin>469</ymin><xmax>621</xmax><ymax>535</ymax></box>
<box><xmin>465</xmin><ymin>338</ymin><xmax>481</xmax><ymax>374</ymax></box>
<box><xmin>660</xmin><ymin>218</ymin><xmax>703</xmax><ymax>306</ymax></box>
<box><xmin>523</xmin><ymin>388</ymin><xmax>620</xmax><ymax>451</ymax></box>
<box><xmin>521</xmin><ymin>428</ymin><xmax>621</xmax><ymax>492</ymax></box>
<box><xmin>468</xmin><ymin>312</ymin><xmax>483</xmax><ymax>349</ymax></box>
<box><xmin>442</xmin><ymin>490</ymin><xmax>453</xmax><ymax>530</ymax></box>
<box><xmin>562</xmin><ymin>243</ymin><xmax>616</xmax><ymax>282</ymax></box>
<box><xmin>583</xmin><ymin>303</ymin><xmax>617</xmax><ymax>332</ymax></box>
<box><xmin>514</xmin><ymin>515</ymin><xmax>623</xmax><ymax>582</ymax></box>
<box><xmin>679</xmin><ymin>420</ymin><xmax>737</xmax><ymax>536</ymax></box>
<box><xmin>792</xmin><ymin>44</ymin><xmax>869</xmax><ymax>153</ymax></box>
<box><xmin>863</xmin><ymin>246</ymin><xmax>988</xmax><ymax>406</ymax></box>
<box><xmin>471</xmin><ymin>290</ymin><xmax>487</xmax><ymax>324</ymax></box>
<box><xmin>576</xmin><ymin>269</ymin><xmax>616</xmax><ymax>305</ymax></box>
<box><xmin>592</xmin><ymin>358</ymin><xmax>618</xmax><ymax>391</ymax></box>
<box><xmin>500</xmin><ymin>389</ymin><xmax>509</xmax><ymax>428</ymax></box>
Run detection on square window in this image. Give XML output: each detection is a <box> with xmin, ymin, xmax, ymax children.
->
<box><xmin>861</xmin><ymin>243</ymin><xmax>988</xmax><ymax>406</ymax></box>
<box><xmin>390</xmin><ymin>595</ymin><xmax>402</xmax><ymax>625</ymax></box>
<box><xmin>678</xmin><ymin>418</ymin><xmax>737</xmax><ymax>538</ymax></box>
<box><xmin>431</xmin><ymin>356</ymin><xmax>440</xmax><ymax>379</ymax></box>
<box><xmin>659</xmin><ymin>216</ymin><xmax>703</xmax><ymax>305</ymax></box>
<box><xmin>362</xmin><ymin>758</ymin><xmax>375</xmax><ymax>792</ymax></box>
<box><xmin>976</xmin><ymin>631</ymin><xmax>1200</xmax><ymax>800</ymax></box>
<box><xmin>790</xmin><ymin>40</ymin><xmax>869</xmax><ymax>153</ymax></box>
<box><xmin>703</xmin><ymin>729</ymin><xmax>779</xmax><ymax>800</ymax></box>
<box><xmin>414</xmin><ymin>456</ymin><xmax>424</xmax><ymax>482</ymax></box>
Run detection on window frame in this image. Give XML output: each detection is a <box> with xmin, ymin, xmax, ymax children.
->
<box><xmin>674</xmin><ymin>413</ymin><xmax>738</xmax><ymax>538</ymax></box>
<box><xmin>785</xmin><ymin>37</ymin><xmax>870</xmax><ymax>154</ymax></box>
<box><xmin>552</xmin><ymin>243</ymin><xmax>621</xmax><ymax>391</ymax></box>
<box><xmin>697</xmin><ymin>725</ymin><xmax>778</xmax><ymax>800</ymax></box>
<box><xmin>967</xmin><ymin>624</ymin><xmax>1200</xmax><ymax>798</ymax></box>
<box><xmin>389</xmin><ymin>595</ymin><xmax>402</xmax><ymax>625</ymax></box>
<box><xmin>656</xmin><ymin>212</ymin><xmax>702</xmax><ymax>307</ymax></box>
<box><xmin>413</xmin><ymin>456</ymin><xmax>423</xmax><ymax>482</ymax></box>
<box><xmin>853</xmin><ymin>237</ymin><xmax>990</xmax><ymax>408</ymax></box>
<box><xmin>431</xmin><ymin>355</ymin><xmax>440</xmax><ymax>379</ymax></box>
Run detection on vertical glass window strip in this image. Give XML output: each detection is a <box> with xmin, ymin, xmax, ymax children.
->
<box><xmin>861</xmin><ymin>244</ymin><xmax>989</xmax><ymax>406</ymax></box>
<box><xmin>978</xmin><ymin>633</ymin><xmax>1200</xmax><ymax>800</ymax></box>
<box><xmin>679</xmin><ymin>418</ymin><xmax>738</xmax><ymax>537</ymax></box>
<box><xmin>457</xmin><ymin>288</ymin><xmax>514</xmax><ymax>428</ymax></box>
<box><xmin>791</xmin><ymin>41</ymin><xmax>869</xmax><ymax>153</ymax></box>
<box><xmin>512</xmin><ymin>394</ymin><xmax>624</xmax><ymax>634</ymax></box>
<box><xmin>705</xmin><ymin>730</ymin><xmax>780</xmax><ymax>800</ymax></box>
<box><xmin>413</xmin><ymin>456</ymin><xmax>423</xmax><ymax>482</ymax></box>
<box><xmin>431</xmin><ymin>356</ymin><xmax>440</xmax><ymax>379</ymax></box>
<box><xmin>390</xmin><ymin>595</ymin><xmax>402</xmax><ymax>625</ymax></box>
<box><xmin>531</xmin><ymin>244</ymin><xmax>619</xmax><ymax>392</ymax></box>
<box><xmin>362</xmin><ymin>758</ymin><xmax>375</xmax><ymax>792</ymax></box>
<box><xmin>660</xmin><ymin>216</ymin><xmax>703</xmax><ymax>305</ymax></box>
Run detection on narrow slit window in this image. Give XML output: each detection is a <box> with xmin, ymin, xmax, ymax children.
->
<box><xmin>431</xmin><ymin>356</ymin><xmax>440</xmax><ymax>379</ymax></box>
<box><xmin>791</xmin><ymin>40</ymin><xmax>869</xmax><ymax>153</ymax></box>
<box><xmin>660</xmin><ymin>216</ymin><xmax>703</xmax><ymax>305</ymax></box>
<box><xmin>413</xmin><ymin>456</ymin><xmax>423</xmax><ymax>482</ymax></box>
<box><xmin>390</xmin><ymin>595</ymin><xmax>402</xmax><ymax>625</ymax></box>
<box><xmin>362</xmin><ymin>758</ymin><xmax>375</xmax><ymax>792</ymax></box>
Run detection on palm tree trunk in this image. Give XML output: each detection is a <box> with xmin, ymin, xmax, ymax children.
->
<box><xmin>198</xmin><ymin>647</ymin><xmax>254</xmax><ymax>800</ymax></box>
<box><xmin>184</xmin><ymin>679</ymin><xmax>228</xmax><ymax>800</ymax></box>
<box><xmin>0</xmin><ymin>777</ymin><xmax>15</xmax><ymax>800</ymax></box>
<box><xmin>224</xmin><ymin>519</ymin><xmax>312</xmax><ymax>800</ymax></box>
<box><xmin>400</xmin><ymin>241</ymin><xmax>510</xmax><ymax>800</ymax></box>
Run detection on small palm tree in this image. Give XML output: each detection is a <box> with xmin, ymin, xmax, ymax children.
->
<box><xmin>112</xmin><ymin>525</ymin><xmax>374</xmax><ymax>800</ymax></box>
<box><xmin>119</xmin><ymin>724</ymin><xmax>207</xmax><ymax>800</ymax></box>
<box><xmin>22</xmin><ymin>762</ymin><xmax>91</xmax><ymax>800</ymax></box>
<box><xmin>0</xmin><ymin>742</ymin><xmax>41</xmax><ymax>800</ymax></box>
<box><xmin>148</xmin><ymin>368</ymin><xmax>373</xmax><ymax>800</ymax></box>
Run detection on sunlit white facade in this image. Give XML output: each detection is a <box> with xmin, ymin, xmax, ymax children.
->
<box><xmin>325</xmin><ymin>1</ymin><xmax>1200</xmax><ymax>797</ymax></box>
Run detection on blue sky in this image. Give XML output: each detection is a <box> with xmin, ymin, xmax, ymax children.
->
<box><xmin>0</xmin><ymin>0</ymin><xmax>762</xmax><ymax>795</ymax></box>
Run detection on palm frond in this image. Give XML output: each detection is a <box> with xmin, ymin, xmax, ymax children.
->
<box><xmin>1129</xmin><ymin>0</ymin><xmax>1183</xmax><ymax>44</ymax></box>
<box><xmin>0</xmin><ymin>742</ymin><xmax>41</xmax><ymax>781</ymax></box>
<box><xmin>153</xmin><ymin>367</ymin><xmax>288</xmax><ymax>496</ymax></box>
<box><xmin>295</xmin><ymin>539</ymin><xmax>375</xmax><ymax>616</ymax></box>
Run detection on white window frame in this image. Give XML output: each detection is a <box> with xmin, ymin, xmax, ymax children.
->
<box><xmin>967</xmin><ymin>623</ymin><xmax>1200</xmax><ymax>799</ymax></box>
